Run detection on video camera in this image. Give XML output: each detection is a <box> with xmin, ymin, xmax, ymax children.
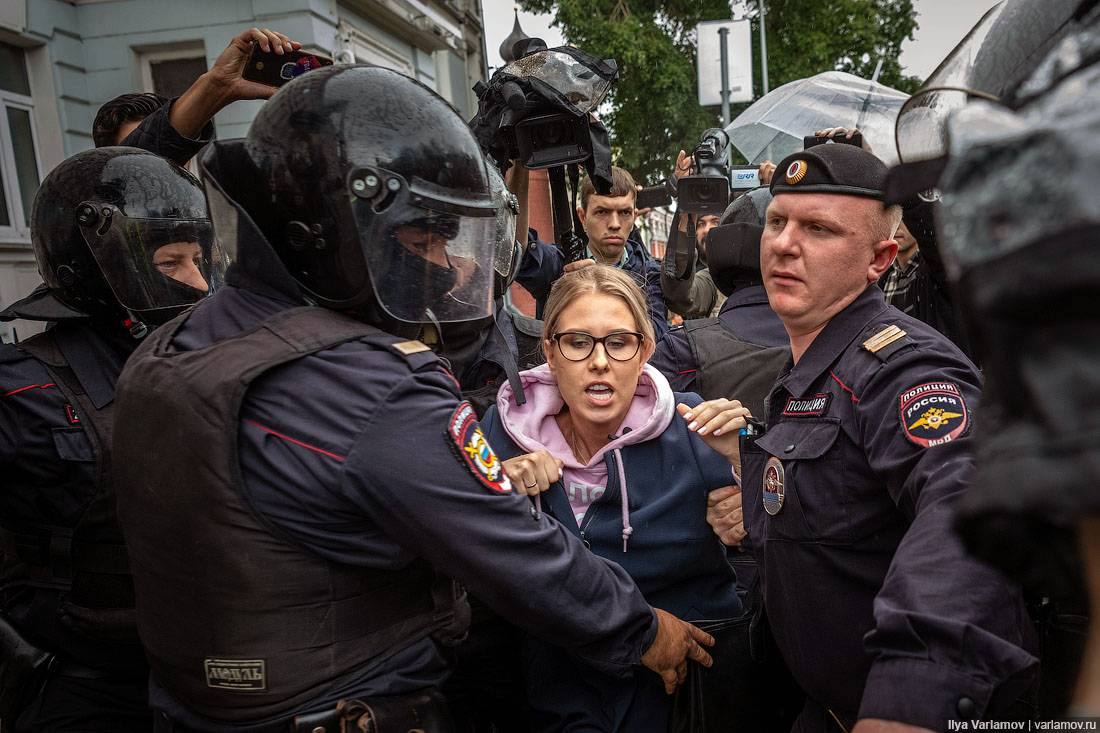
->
<box><xmin>678</xmin><ymin>128</ymin><xmax>732</xmax><ymax>215</ymax></box>
<box><xmin>491</xmin><ymin>38</ymin><xmax>596</xmax><ymax>170</ymax></box>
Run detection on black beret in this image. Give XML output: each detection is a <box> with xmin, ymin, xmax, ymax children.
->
<box><xmin>770</xmin><ymin>143</ymin><xmax>887</xmax><ymax>200</ymax></box>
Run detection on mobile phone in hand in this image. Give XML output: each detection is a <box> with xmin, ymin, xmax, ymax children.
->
<box><xmin>803</xmin><ymin>132</ymin><xmax>864</xmax><ymax>150</ymax></box>
<box><xmin>242</xmin><ymin>45</ymin><xmax>334</xmax><ymax>88</ymax></box>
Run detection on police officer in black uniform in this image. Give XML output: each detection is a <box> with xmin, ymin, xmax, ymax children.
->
<box><xmin>110</xmin><ymin>65</ymin><xmax>713</xmax><ymax>733</ymax></box>
<box><xmin>0</xmin><ymin>147</ymin><xmax>222</xmax><ymax>731</ymax></box>
<box><xmin>712</xmin><ymin>143</ymin><xmax>1039</xmax><ymax>731</ymax></box>
<box><xmin>650</xmin><ymin>187</ymin><xmax>790</xmax><ymax>417</ymax></box>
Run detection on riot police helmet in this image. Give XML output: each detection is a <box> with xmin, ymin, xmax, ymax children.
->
<box><xmin>30</xmin><ymin>147</ymin><xmax>225</xmax><ymax>326</ymax></box>
<box><xmin>706</xmin><ymin>187</ymin><xmax>774</xmax><ymax>296</ymax></box>
<box><xmin>241</xmin><ymin>64</ymin><xmax>498</xmax><ymax>327</ymax></box>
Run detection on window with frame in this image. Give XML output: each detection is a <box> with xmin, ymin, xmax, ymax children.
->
<box><xmin>0</xmin><ymin>40</ymin><xmax>41</xmax><ymax>242</ymax></box>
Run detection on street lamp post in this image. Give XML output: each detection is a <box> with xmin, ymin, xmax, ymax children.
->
<box><xmin>758</xmin><ymin>0</ymin><xmax>770</xmax><ymax>95</ymax></box>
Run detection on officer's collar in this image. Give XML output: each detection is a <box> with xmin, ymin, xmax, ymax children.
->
<box><xmin>50</xmin><ymin>322</ymin><xmax>133</xmax><ymax>409</ymax></box>
<box><xmin>777</xmin><ymin>285</ymin><xmax>889</xmax><ymax>399</ymax></box>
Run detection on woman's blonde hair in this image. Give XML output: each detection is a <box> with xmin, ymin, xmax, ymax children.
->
<box><xmin>542</xmin><ymin>265</ymin><xmax>655</xmax><ymax>348</ymax></box>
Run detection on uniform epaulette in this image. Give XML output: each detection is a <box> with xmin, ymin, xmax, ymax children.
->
<box><xmin>385</xmin><ymin>338</ymin><xmax>439</xmax><ymax>371</ymax></box>
<box><xmin>860</xmin><ymin>323</ymin><xmax>912</xmax><ymax>362</ymax></box>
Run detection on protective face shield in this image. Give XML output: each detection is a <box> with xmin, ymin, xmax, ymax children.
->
<box><xmin>75</xmin><ymin>202</ymin><xmax>225</xmax><ymax>321</ymax></box>
<box><xmin>487</xmin><ymin>165</ymin><xmax>522</xmax><ymax>297</ymax></box>
<box><xmin>350</xmin><ymin>168</ymin><xmax>496</xmax><ymax>324</ymax></box>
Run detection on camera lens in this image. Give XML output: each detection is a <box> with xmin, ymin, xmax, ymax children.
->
<box><xmin>537</xmin><ymin>121</ymin><xmax>566</xmax><ymax>146</ymax></box>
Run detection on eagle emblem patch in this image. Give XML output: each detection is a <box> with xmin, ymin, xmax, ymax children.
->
<box><xmin>899</xmin><ymin>382</ymin><xmax>969</xmax><ymax>448</ymax></box>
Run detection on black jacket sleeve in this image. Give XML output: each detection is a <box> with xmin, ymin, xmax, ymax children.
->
<box><xmin>853</xmin><ymin>347</ymin><xmax>1038</xmax><ymax>726</ymax></box>
<box><xmin>120</xmin><ymin>98</ymin><xmax>214</xmax><ymax>166</ymax></box>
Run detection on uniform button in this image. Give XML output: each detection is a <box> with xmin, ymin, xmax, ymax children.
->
<box><xmin>956</xmin><ymin>696</ymin><xmax>976</xmax><ymax>719</ymax></box>
<box><xmin>784</xmin><ymin>444</ymin><xmax>795</xmax><ymax>453</ymax></box>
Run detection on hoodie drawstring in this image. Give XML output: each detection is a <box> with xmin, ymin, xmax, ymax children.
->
<box><xmin>614</xmin><ymin>449</ymin><xmax>633</xmax><ymax>552</ymax></box>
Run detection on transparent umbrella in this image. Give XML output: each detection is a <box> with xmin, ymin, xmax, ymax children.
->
<box><xmin>725</xmin><ymin>70</ymin><xmax>909</xmax><ymax>165</ymax></box>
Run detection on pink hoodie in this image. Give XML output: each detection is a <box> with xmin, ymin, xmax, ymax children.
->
<box><xmin>495</xmin><ymin>363</ymin><xmax>676</xmax><ymax>548</ymax></box>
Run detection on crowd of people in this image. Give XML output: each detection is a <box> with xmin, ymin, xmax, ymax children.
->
<box><xmin>1</xmin><ymin>3</ymin><xmax>1098</xmax><ymax>732</ymax></box>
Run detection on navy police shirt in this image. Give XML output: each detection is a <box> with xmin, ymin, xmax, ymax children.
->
<box><xmin>740</xmin><ymin>286</ymin><xmax>1037</xmax><ymax>730</ymax></box>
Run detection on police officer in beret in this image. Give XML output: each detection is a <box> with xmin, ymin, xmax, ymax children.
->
<box><xmin>109</xmin><ymin>65</ymin><xmax>713</xmax><ymax>732</ymax></box>
<box><xmin>710</xmin><ymin>142</ymin><xmax>1038</xmax><ymax>731</ymax></box>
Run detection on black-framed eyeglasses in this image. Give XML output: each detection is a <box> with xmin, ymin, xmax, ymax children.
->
<box><xmin>551</xmin><ymin>331</ymin><xmax>644</xmax><ymax>362</ymax></box>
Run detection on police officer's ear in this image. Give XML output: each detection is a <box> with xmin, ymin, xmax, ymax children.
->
<box><xmin>869</xmin><ymin>236</ymin><xmax>899</xmax><ymax>283</ymax></box>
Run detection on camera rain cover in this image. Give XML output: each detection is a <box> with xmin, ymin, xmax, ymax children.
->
<box><xmin>499</xmin><ymin>48</ymin><xmax>617</xmax><ymax>116</ymax></box>
<box><xmin>470</xmin><ymin>46</ymin><xmax>619</xmax><ymax>193</ymax></box>
<box><xmin>78</xmin><ymin>205</ymin><xmax>225</xmax><ymax>314</ymax></box>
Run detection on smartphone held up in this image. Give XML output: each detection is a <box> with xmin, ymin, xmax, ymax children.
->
<box><xmin>243</xmin><ymin>45</ymin><xmax>334</xmax><ymax>88</ymax></box>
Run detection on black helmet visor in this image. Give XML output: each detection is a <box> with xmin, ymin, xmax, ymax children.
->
<box><xmin>352</xmin><ymin>172</ymin><xmax>496</xmax><ymax>324</ymax></box>
<box><xmin>78</xmin><ymin>203</ymin><xmax>226</xmax><ymax>314</ymax></box>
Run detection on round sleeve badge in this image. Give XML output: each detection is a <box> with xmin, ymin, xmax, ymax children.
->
<box><xmin>899</xmin><ymin>382</ymin><xmax>969</xmax><ymax>448</ymax></box>
<box><xmin>762</xmin><ymin>456</ymin><xmax>785</xmax><ymax>515</ymax></box>
<box><xmin>447</xmin><ymin>401</ymin><xmax>512</xmax><ymax>494</ymax></box>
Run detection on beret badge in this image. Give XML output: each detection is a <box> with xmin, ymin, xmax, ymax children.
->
<box><xmin>785</xmin><ymin>160</ymin><xmax>808</xmax><ymax>185</ymax></box>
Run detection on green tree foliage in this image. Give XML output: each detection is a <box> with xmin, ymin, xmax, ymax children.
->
<box><xmin>518</xmin><ymin>0</ymin><xmax>920</xmax><ymax>182</ymax></box>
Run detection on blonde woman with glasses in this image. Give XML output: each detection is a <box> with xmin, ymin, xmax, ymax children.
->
<box><xmin>481</xmin><ymin>265</ymin><xmax>754</xmax><ymax>732</ymax></box>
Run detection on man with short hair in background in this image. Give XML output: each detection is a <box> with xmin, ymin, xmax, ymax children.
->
<box><xmin>511</xmin><ymin>164</ymin><xmax>667</xmax><ymax>338</ymax></box>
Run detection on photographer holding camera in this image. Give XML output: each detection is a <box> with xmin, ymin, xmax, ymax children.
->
<box><xmin>660</xmin><ymin>130</ymin><xmax>770</xmax><ymax>320</ymax></box>
<box><xmin>660</xmin><ymin>149</ymin><xmax>724</xmax><ymax>319</ymax></box>
<box><xmin>511</xmin><ymin>163</ymin><xmax>668</xmax><ymax>338</ymax></box>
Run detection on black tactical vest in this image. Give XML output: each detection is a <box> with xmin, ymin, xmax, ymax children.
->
<box><xmin>4</xmin><ymin>331</ymin><xmax>141</xmax><ymax>662</ymax></box>
<box><xmin>113</xmin><ymin>305</ymin><xmax>466</xmax><ymax>723</ymax></box>
<box><xmin>683</xmin><ymin>318</ymin><xmax>791</xmax><ymax>418</ymax></box>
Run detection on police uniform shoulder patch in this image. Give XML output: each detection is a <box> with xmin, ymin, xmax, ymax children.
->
<box><xmin>861</xmin><ymin>324</ymin><xmax>910</xmax><ymax>362</ymax></box>
<box><xmin>392</xmin><ymin>339</ymin><xmax>431</xmax><ymax>356</ymax></box>
<box><xmin>447</xmin><ymin>401</ymin><xmax>512</xmax><ymax>494</ymax></box>
<box><xmin>899</xmin><ymin>382</ymin><xmax>969</xmax><ymax>448</ymax></box>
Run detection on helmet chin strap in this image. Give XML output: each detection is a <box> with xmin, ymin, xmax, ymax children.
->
<box><xmin>419</xmin><ymin>309</ymin><xmax>444</xmax><ymax>349</ymax></box>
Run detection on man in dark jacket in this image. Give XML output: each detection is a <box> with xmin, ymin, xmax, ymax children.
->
<box><xmin>109</xmin><ymin>65</ymin><xmax>711</xmax><ymax>732</ymax></box>
<box><xmin>94</xmin><ymin>27</ymin><xmax>300</xmax><ymax>166</ymax></box>
<box><xmin>513</xmin><ymin>165</ymin><xmax>667</xmax><ymax>338</ymax></box>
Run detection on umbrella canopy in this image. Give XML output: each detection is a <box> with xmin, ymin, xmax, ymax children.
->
<box><xmin>725</xmin><ymin>70</ymin><xmax>909</xmax><ymax>166</ymax></box>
